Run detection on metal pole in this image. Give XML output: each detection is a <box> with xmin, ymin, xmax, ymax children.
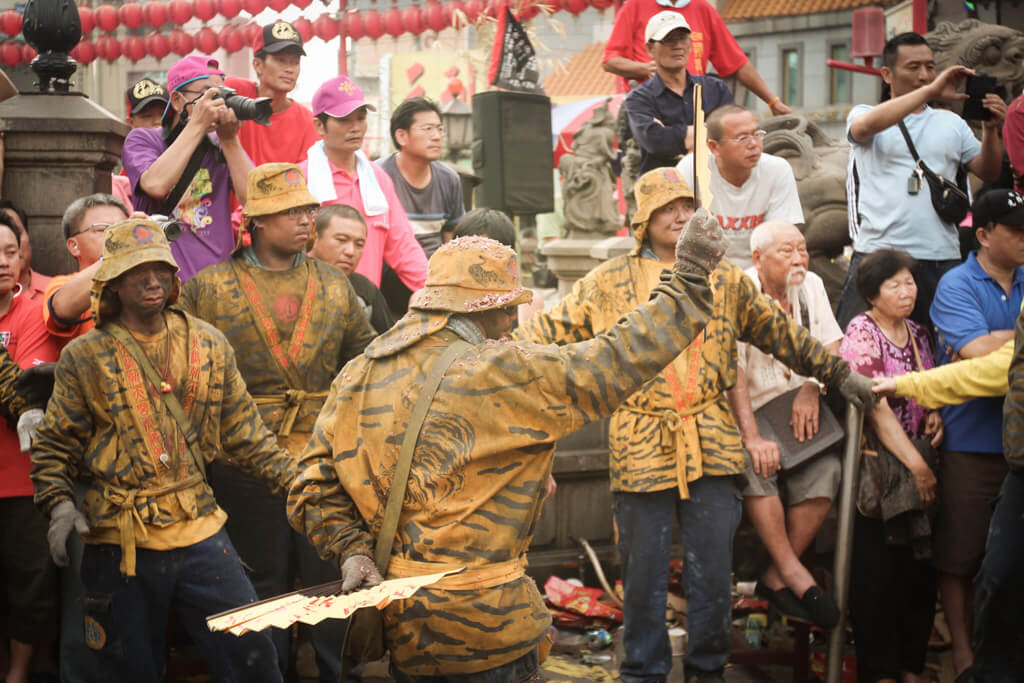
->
<box><xmin>826</xmin><ymin>404</ymin><xmax>865</xmax><ymax>683</ymax></box>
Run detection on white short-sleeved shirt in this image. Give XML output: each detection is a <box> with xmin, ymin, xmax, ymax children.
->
<box><xmin>846</xmin><ymin>104</ymin><xmax>981</xmax><ymax>260</ymax></box>
<box><xmin>738</xmin><ymin>268</ymin><xmax>843</xmax><ymax>411</ymax></box>
<box><xmin>677</xmin><ymin>152</ymin><xmax>804</xmax><ymax>271</ymax></box>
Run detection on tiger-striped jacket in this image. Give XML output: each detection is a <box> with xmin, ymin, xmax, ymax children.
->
<box><xmin>516</xmin><ymin>256</ymin><xmax>850</xmax><ymax>496</ymax></box>
<box><xmin>30</xmin><ymin>310</ymin><xmax>298</xmax><ymax>536</ymax></box>
<box><xmin>287</xmin><ymin>270</ymin><xmax>714</xmax><ymax>676</ymax></box>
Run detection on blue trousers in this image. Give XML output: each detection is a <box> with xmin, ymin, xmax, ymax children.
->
<box><xmin>78</xmin><ymin>528</ymin><xmax>282</xmax><ymax>683</ymax></box>
<box><xmin>391</xmin><ymin>650</ymin><xmax>542</xmax><ymax>682</ymax></box>
<box><xmin>973</xmin><ymin>470</ymin><xmax>1024</xmax><ymax>682</ymax></box>
<box><xmin>614</xmin><ymin>477</ymin><xmax>742</xmax><ymax>682</ymax></box>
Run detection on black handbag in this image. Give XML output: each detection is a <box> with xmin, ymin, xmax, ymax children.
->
<box><xmin>898</xmin><ymin>121</ymin><xmax>970</xmax><ymax>225</ymax></box>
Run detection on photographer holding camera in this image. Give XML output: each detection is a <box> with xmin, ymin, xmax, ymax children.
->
<box><xmin>123</xmin><ymin>56</ymin><xmax>254</xmax><ymax>282</ymax></box>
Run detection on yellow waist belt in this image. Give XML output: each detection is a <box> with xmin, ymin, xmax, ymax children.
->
<box><xmin>387</xmin><ymin>555</ymin><xmax>528</xmax><ymax>591</ymax></box>
<box><xmin>100</xmin><ymin>473</ymin><xmax>204</xmax><ymax>577</ymax></box>
<box><xmin>622</xmin><ymin>397</ymin><xmax>717</xmax><ymax>499</ymax></box>
<box><xmin>253</xmin><ymin>390</ymin><xmax>329</xmax><ymax>436</ymax></box>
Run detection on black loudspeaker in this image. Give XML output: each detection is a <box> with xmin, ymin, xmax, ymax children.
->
<box><xmin>471</xmin><ymin>90</ymin><xmax>555</xmax><ymax>215</ymax></box>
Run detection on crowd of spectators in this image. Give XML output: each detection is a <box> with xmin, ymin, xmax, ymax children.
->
<box><xmin>0</xmin><ymin>7</ymin><xmax>1022</xmax><ymax>682</ymax></box>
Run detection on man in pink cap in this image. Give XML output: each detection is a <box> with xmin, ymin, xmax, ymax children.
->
<box><xmin>122</xmin><ymin>55</ymin><xmax>254</xmax><ymax>282</ymax></box>
<box><xmin>301</xmin><ymin>76</ymin><xmax>427</xmax><ymax>297</ymax></box>
<box><xmin>224</xmin><ymin>20</ymin><xmax>319</xmax><ymax>166</ymax></box>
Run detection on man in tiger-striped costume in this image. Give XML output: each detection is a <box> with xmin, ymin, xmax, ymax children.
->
<box><xmin>287</xmin><ymin>209</ymin><xmax>728</xmax><ymax>681</ymax></box>
<box><xmin>516</xmin><ymin>168</ymin><xmax>874</xmax><ymax>683</ymax></box>
<box><xmin>30</xmin><ymin>219</ymin><xmax>295</xmax><ymax>682</ymax></box>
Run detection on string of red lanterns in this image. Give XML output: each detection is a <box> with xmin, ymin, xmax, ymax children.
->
<box><xmin>0</xmin><ymin>0</ymin><xmax>613</xmax><ymax>66</ymax></box>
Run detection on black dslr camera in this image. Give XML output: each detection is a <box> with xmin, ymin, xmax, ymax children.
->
<box><xmin>214</xmin><ymin>86</ymin><xmax>273</xmax><ymax>127</ymax></box>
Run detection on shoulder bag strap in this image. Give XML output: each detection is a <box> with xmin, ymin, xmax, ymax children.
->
<box><xmin>105</xmin><ymin>321</ymin><xmax>206</xmax><ymax>480</ymax></box>
<box><xmin>157</xmin><ymin>137</ymin><xmax>213</xmax><ymax>216</ymax></box>
<box><xmin>374</xmin><ymin>339</ymin><xmax>470</xmax><ymax>572</ymax></box>
<box><xmin>897</xmin><ymin>121</ymin><xmax>921</xmax><ymax>163</ymax></box>
<box><xmin>906</xmin><ymin>322</ymin><xmax>925</xmax><ymax>372</ymax></box>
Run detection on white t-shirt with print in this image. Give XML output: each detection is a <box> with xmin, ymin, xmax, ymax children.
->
<box><xmin>678</xmin><ymin>152</ymin><xmax>804</xmax><ymax>270</ymax></box>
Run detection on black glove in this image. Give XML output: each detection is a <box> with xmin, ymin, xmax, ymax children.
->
<box><xmin>14</xmin><ymin>362</ymin><xmax>56</xmax><ymax>407</ymax></box>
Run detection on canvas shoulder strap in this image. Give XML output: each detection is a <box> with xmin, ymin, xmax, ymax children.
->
<box><xmin>106</xmin><ymin>321</ymin><xmax>207</xmax><ymax>480</ymax></box>
<box><xmin>374</xmin><ymin>340</ymin><xmax>470</xmax><ymax>572</ymax></box>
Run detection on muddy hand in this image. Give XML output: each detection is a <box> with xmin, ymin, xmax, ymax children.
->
<box><xmin>341</xmin><ymin>554</ymin><xmax>384</xmax><ymax>593</ymax></box>
<box><xmin>674</xmin><ymin>208</ymin><xmax>727</xmax><ymax>278</ymax></box>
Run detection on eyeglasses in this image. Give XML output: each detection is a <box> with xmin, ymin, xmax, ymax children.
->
<box><xmin>411</xmin><ymin>124</ymin><xmax>444</xmax><ymax>135</ymax></box>
<box><xmin>281</xmin><ymin>205</ymin><xmax>319</xmax><ymax>219</ymax></box>
<box><xmin>726</xmin><ymin>129</ymin><xmax>767</xmax><ymax>146</ymax></box>
<box><xmin>69</xmin><ymin>222</ymin><xmax>112</xmax><ymax>238</ymax></box>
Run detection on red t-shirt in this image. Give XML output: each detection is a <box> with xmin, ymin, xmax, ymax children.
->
<box><xmin>602</xmin><ymin>0</ymin><xmax>749</xmax><ymax>92</ymax></box>
<box><xmin>1004</xmin><ymin>94</ymin><xmax>1024</xmax><ymax>193</ymax></box>
<box><xmin>0</xmin><ymin>294</ymin><xmax>60</xmax><ymax>498</ymax></box>
<box><xmin>223</xmin><ymin>78</ymin><xmax>321</xmax><ymax>166</ymax></box>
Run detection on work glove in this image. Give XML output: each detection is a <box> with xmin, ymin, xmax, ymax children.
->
<box><xmin>16</xmin><ymin>407</ymin><xmax>44</xmax><ymax>451</ymax></box>
<box><xmin>48</xmin><ymin>500</ymin><xmax>90</xmax><ymax>568</ymax></box>
<box><xmin>838</xmin><ymin>371</ymin><xmax>876</xmax><ymax>412</ymax></box>
<box><xmin>340</xmin><ymin>554</ymin><xmax>384</xmax><ymax>594</ymax></box>
<box><xmin>14</xmin><ymin>362</ymin><xmax>56</xmax><ymax>407</ymax></box>
<box><xmin>674</xmin><ymin>208</ymin><xmax>727</xmax><ymax>278</ymax></box>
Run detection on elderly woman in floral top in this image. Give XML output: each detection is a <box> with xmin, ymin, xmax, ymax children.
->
<box><xmin>839</xmin><ymin>248</ymin><xmax>944</xmax><ymax>683</ymax></box>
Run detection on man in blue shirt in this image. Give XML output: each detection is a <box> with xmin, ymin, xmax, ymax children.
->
<box><xmin>929</xmin><ymin>188</ymin><xmax>1024</xmax><ymax>679</ymax></box>
<box><xmin>838</xmin><ymin>32</ymin><xmax>1006</xmax><ymax>330</ymax></box>
<box><xmin>624</xmin><ymin>11</ymin><xmax>733</xmax><ymax>177</ymax></box>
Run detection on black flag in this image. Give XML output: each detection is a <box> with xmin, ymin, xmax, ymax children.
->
<box><xmin>487</xmin><ymin>5</ymin><xmax>544</xmax><ymax>94</ymax></box>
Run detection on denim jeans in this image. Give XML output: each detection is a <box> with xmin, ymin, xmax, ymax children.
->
<box><xmin>614</xmin><ymin>477</ymin><xmax>742</xmax><ymax>683</ymax></box>
<box><xmin>973</xmin><ymin>470</ymin><xmax>1024</xmax><ymax>682</ymax></box>
<box><xmin>79</xmin><ymin>528</ymin><xmax>282</xmax><ymax>683</ymax></box>
<box><xmin>836</xmin><ymin>251</ymin><xmax>959</xmax><ymax>331</ymax></box>
<box><xmin>211</xmin><ymin>461</ymin><xmax>346</xmax><ymax>683</ymax></box>
<box><xmin>390</xmin><ymin>650</ymin><xmax>542</xmax><ymax>683</ymax></box>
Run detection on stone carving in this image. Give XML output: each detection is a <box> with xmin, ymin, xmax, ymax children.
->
<box><xmin>927</xmin><ymin>20</ymin><xmax>1024</xmax><ymax>102</ymax></box>
<box><xmin>558</xmin><ymin>100</ymin><xmax>622</xmax><ymax>237</ymax></box>
<box><xmin>762</xmin><ymin>115</ymin><xmax>851</xmax><ymax>304</ymax></box>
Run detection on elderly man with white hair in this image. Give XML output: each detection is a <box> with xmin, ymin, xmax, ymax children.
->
<box><xmin>726</xmin><ymin>220</ymin><xmax>844</xmax><ymax>627</ymax></box>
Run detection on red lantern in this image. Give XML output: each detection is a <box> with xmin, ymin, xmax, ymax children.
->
<box><xmin>241</xmin><ymin>21</ymin><xmax>260</xmax><ymax>43</ymax></box>
<box><xmin>463</xmin><ymin>0</ymin><xmax>483</xmax><ymax>22</ymax></box>
<box><xmin>424</xmin><ymin>2</ymin><xmax>444</xmax><ymax>32</ymax></box>
<box><xmin>193</xmin><ymin>0</ymin><xmax>217</xmax><ymax>21</ymax></box>
<box><xmin>517</xmin><ymin>0</ymin><xmax>541</xmax><ymax>20</ymax></box>
<box><xmin>362</xmin><ymin>9</ymin><xmax>383</xmax><ymax>39</ymax></box>
<box><xmin>95</xmin><ymin>4</ymin><xmax>119</xmax><ymax>32</ymax></box>
<box><xmin>217</xmin><ymin>0</ymin><xmax>241</xmax><ymax>17</ymax></box>
<box><xmin>219</xmin><ymin>26</ymin><xmax>244</xmax><ymax>52</ymax></box>
<box><xmin>168</xmin><ymin>0</ymin><xmax>193</xmax><ymax>24</ymax></box>
<box><xmin>563</xmin><ymin>0</ymin><xmax>586</xmax><ymax>14</ymax></box>
<box><xmin>0</xmin><ymin>10</ymin><xmax>21</xmax><ymax>36</ymax></box>
<box><xmin>0</xmin><ymin>42</ymin><xmax>21</xmax><ymax>66</ymax></box>
<box><xmin>484</xmin><ymin>0</ymin><xmax>500</xmax><ymax>18</ymax></box>
<box><xmin>71</xmin><ymin>40</ymin><xmax>97</xmax><ymax>64</ymax></box>
<box><xmin>312</xmin><ymin>14</ymin><xmax>336</xmax><ymax>41</ymax></box>
<box><xmin>443</xmin><ymin>1</ymin><xmax>459</xmax><ymax>27</ymax></box>
<box><xmin>241</xmin><ymin>0</ymin><xmax>266</xmax><ymax>15</ymax></box>
<box><xmin>119</xmin><ymin>3</ymin><xmax>144</xmax><ymax>29</ymax></box>
<box><xmin>344</xmin><ymin>12</ymin><xmax>363</xmax><ymax>40</ymax></box>
<box><xmin>97</xmin><ymin>35</ymin><xmax>122</xmax><ymax>61</ymax></box>
<box><xmin>123</xmin><ymin>35</ymin><xmax>145</xmax><ymax>60</ymax></box>
<box><xmin>22</xmin><ymin>43</ymin><xmax>36</xmax><ymax>62</ymax></box>
<box><xmin>383</xmin><ymin>7</ymin><xmax>402</xmax><ymax>37</ymax></box>
<box><xmin>143</xmin><ymin>1</ymin><xmax>168</xmax><ymax>27</ymax></box>
<box><xmin>78</xmin><ymin>6</ymin><xmax>95</xmax><ymax>33</ymax></box>
<box><xmin>588</xmin><ymin>0</ymin><xmax>612</xmax><ymax>8</ymax></box>
<box><xmin>268</xmin><ymin>0</ymin><xmax>289</xmax><ymax>11</ymax></box>
<box><xmin>401</xmin><ymin>6</ymin><xmax>421</xmax><ymax>34</ymax></box>
<box><xmin>169</xmin><ymin>28</ymin><xmax>194</xmax><ymax>54</ymax></box>
<box><xmin>293</xmin><ymin>0</ymin><xmax>313</xmax><ymax>9</ymax></box>
<box><xmin>146</xmin><ymin>32</ymin><xmax>170</xmax><ymax>58</ymax></box>
<box><xmin>291</xmin><ymin>17</ymin><xmax>312</xmax><ymax>42</ymax></box>
<box><xmin>195</xmin><ymin>26</ymin><xmax>218</xmax><ymax>53</ymax></box>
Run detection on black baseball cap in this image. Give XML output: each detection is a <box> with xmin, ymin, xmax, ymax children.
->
<box><xmin>973</xmin><ymin>188</ymin><xmax>1024</xmax><ymax>228</ymax></box>
<box><xmin>126</xmin><ymin>77</ymin><xmax>169</xmax><ymax>116</ymax></box>
<box><xmin>253</xmin><ymin>20</ymin><xmax>306</xmax><ymax>56</ymax></box>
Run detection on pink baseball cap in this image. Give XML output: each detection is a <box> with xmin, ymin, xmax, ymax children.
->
<box><xmin>162</xmin><ymin>56</ymin><xmax>225</xmax><ymax>123</ymax></box>
<box><xmin>312</xmin><ymin>76</ymin><xmax>377</xmax><ymax>118</ymax></box>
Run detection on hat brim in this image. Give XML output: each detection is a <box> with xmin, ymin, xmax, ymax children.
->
<box><xmin>259</xmin><ymin>41</ymin><xmax>307</xmax><ymax>56</ymax></box>
<box><xmin>409</xmin><ymin>285</ymin><xmax>533</xmax><ymax>313</ymax></box>
<box><xmin>977</xmin><ymin>205</ymin><xmax>1024</xmax><ymax>229</ymax></box>
<box><xmin>95</xmin><ymin>248</ymin><xmax>179</xmax><ymax>283</ymax></box>
<box><xmin>243</xmin><ymin>186</ymin><xmax>320</xmax><ymax>219</ymax></box>
<box><xmin>319</xmin><ymin>102</ymin><xmax>377</xmax><ymax>119</ymax></box>
<box><xmin>131</xmin><ymin>95</ymin><xmax>169</xmax><ymax>115</ymax></box>
<box><xmin>648</xmin><ymin>24</ymin><xmax>691</xmax><ymax>41</ymax></box>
